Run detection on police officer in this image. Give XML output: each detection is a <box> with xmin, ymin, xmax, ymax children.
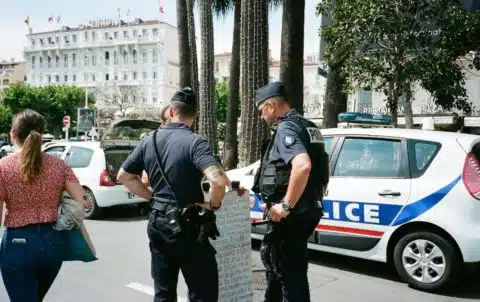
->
<box><xmin>254</xmin><ymin>81</ymin><xmax>329</xmax><ymax>301</ymax></box>
<box><xmin>117</xmin><ymin>87</ymin><xmax>237</xmax><ymax>302</ymax></box>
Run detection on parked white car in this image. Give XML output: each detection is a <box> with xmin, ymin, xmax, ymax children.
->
<box><xmin>226</xmin><ymin>118</ymin><xmax>480</xmax><ymax>292</ymax></box>
<box><xmin>42</xmin><ymin>119</ymin><xmax>161</xmax><ymax>218</ymax></box>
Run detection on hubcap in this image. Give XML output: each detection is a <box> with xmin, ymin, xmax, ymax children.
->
<box><xmin>402</xmin><ymin>239</ymin><xmax>446</xmax><ymax>284</ymax></box>
<box><xmin>85</xmin><ymin>194</ymin><xmax>93</xmax><ymax>215</ymax></box>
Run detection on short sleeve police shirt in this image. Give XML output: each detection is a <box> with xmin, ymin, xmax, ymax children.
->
<box><xmin>269</xmin><ymin>110</ymin><xmax>307</xmax><ymax>164</ymax></box>
<box><xmin>121</xmin><ymin>123</ymin><xmax>220</xmax><ymax>206</ymax></box>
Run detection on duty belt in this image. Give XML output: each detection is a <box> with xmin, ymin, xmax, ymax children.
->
<box><xmin>151</xmin><ymin>197</ymin><xmax>182</xmax><ymax>213</ymax></box>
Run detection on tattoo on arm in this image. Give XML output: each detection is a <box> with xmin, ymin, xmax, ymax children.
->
<box><xmin>204</xmin><ymin>164</ymin><xmax>225</xmax><ymax>182</ymax></box>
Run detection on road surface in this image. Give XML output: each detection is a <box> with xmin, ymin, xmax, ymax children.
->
<box><xmin>0</xmin><ymin>207</ymin><xmax>478</xmax><ymax>301</ymax></box>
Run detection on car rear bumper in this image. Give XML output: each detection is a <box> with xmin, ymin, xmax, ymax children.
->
<box><xmin>88</xmin><ymin>185</ymin><xmax>149</xmax><ymax>207</ymax></box>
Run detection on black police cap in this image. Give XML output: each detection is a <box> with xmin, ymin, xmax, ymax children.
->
<box><xmin>171</xmin><ymin>87</ymin><xmax>197</xmax><ymax>105</ymax></box>
<box><xmin>254</xmin><ymin>81</ymin><xmax>286</xmax><ymax>108</ymax></box>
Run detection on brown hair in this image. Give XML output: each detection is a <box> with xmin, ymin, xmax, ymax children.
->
<box><xmin>11</xmin><ymin>109</ymin><xmax>46</xmax><ymax>183</ymax></box>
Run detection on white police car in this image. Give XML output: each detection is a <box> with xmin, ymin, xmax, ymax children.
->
<box><xmin>226</xmin><ymin>112</ymin><xmax>480</xmax><ymax>293</ymax></box>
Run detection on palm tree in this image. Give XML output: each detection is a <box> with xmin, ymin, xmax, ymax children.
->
<box><xmin>187</xmin><ymin>0</ymin><xmax>200</xmax><ymax>133</ymax></box>
<box><xmin>177</xmin><ymin>0</ymin><xmax>192</xmax><ymax>88</ymax></box>
<box><xmin>212</xmin><ymin>0</ymin><xmax>240</xmax><ymax>170</ymax></box>
<box><xmin>199</xmin><ymin>0</ymin><xmax>218</xmax><ymax>153</ymax></box>
<box><xmin>238</xmin><ymin>0</ymin><xmax>270</xmax><ymax>166</ymax></box>
<box><xmin>280</xmin><ymin>0</ymin><xmax>305</xmax><ymax>114</ymax></box>
<box><xmin>322</xmin><ymin>63</ymin><xmax>348</xmax><ymax>128</ymax></box>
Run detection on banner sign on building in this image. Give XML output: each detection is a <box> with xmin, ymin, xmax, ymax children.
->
<box><xmin>77</xmin><ymin>108</ymin><xmax>96</xmax><ymax>133</ymax></box>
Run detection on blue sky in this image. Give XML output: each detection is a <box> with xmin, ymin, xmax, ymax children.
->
<box><xmin>0</xmin><ymin>0</ymin><xmax>322</xmax><ymax>61</ymax></box>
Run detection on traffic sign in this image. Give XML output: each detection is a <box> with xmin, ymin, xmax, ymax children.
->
<box><xmin>63</xmin><ymin>115</ymin><xmax>71</xmax><ymax>127</ymax></box>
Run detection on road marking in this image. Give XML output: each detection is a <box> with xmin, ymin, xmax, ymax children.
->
<box><xmin>126</xmin><ymin>282</ymin><xmax>187</xmax><ymax>301</ymax></box>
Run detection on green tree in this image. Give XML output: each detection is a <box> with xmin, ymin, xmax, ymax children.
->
<box><xmin>0</xmin><ymin>103</ymin><xmax>13</xmax><ymax>135</ymax></box>
<box><xmin>215</xmin><ymin>81</ymin><xmax>228</xmax><ymax>123</ymax></box>
<box><xmin>317</xmin><ymin>0</ymin><xmax>480</xmax><ymax>127</ymax></box>
<box><xmin>2</xmin><ymin>83</ymin><xmax>94</xmax><ymax>136</ymax></box>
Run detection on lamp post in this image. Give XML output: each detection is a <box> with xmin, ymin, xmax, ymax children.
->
<box><xmin>84</xmin><ymin>49</ymin><xmax>89</xmax><ymax>108</ymax></box>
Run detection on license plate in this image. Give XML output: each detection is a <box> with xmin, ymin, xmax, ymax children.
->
<box><xmin>127</xmin><ymin>192</ymin><xmax>135</xmax><ymax>199</ymax></box>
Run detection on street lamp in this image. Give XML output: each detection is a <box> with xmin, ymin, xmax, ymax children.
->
<box><xmin>84</xmin><ymin>49</ymin><xmax>89</xmax><ymax>108</ymax></box>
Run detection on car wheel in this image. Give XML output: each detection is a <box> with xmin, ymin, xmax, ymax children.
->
<box><xmin>84</xmin><ymin>188</ymin><xmax>102</xmax><ymax>219</ymax></box>
<box><xmin>393</xmin><ymin>231</ymin><xmax>460</xmax><ymax>293</ymax></box>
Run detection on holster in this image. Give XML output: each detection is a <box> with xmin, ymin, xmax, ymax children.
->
<box><xmin>182</xmin><ymin>205</ymin><xmax>220</xmax><ymax>244</ymax></box>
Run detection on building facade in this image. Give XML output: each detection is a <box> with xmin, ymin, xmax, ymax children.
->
<box><xmin>317</xmin><ymin>1</ymin><xmax>480</xmax><ymax>129</ymax></box>
<box><xmin>213</xmin><ymin>52</ymin><xmax>326</xmax><ymax>120</ymax></box>
<box><xmin>23</xmin><ymin>18</ymin><xmax>179</xmax><ymax>115</ymax></box>
<box><xmin>0</xmin><ymin>59</ymin><xmax>26</xmax><ymax>89</ymax></box>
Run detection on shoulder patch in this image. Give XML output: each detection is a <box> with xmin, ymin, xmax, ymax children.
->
<box><xmin>284</xmin><ymin>135</ymin><xmax>295</xmax><ymax>146</ymax></box>
<box><xmin>306</xmin><ymin>127</ymin><xmax>324</xmax><ymax>144</ymax></box>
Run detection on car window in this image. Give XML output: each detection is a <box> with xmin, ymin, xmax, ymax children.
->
<box><xmin>65</xmin><ymin>147</ymin><xmax>94</xmax><ymax>168</ymax></box>
<box><xmin>407</xmin><ymin>140</ymin><xmax>441</xmax><ymax>178</ymax></box>
<box><xmin>334</xmin><ymin>138</ymin><xmax>403</xmax><ymax>178</ymax></box>
<box><xmin>44</xmin><ymin>146</ymin><xmax>66</xmax><ymax>159</ymax></box>
<box><xmin>324</xmin><ymin>137</ymin><xmax>335</xmax><ymax>156</ymax></box>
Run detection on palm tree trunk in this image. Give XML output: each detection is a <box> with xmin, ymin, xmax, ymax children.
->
<box><xmin>223</xmin><ymin>0</ymin><xmax>241</xmax><ymax>170</ymax></box>
<box><xmin>187</xmin><ymin>0</ymin><xmax>200</xmax><ymax>133</ymax></box>
<box><xmin>322</xmin><ymin>64</ymin><xmax>347</xmax><ymax>128</ymax></box>
<box><xmin>177</xmin><ymin>0</ymin><xmax>192</xmax><ymax>88</ymax></box>
<box><xmin>199</xmin><ymin>0</ymin><xmax>218</xmax><ymax>153</ymax></box>
<box><xmin>280</xmin><ymin>0</ymin><xmax>305</xmax><ymax>114</ymax></box>
<box><xmin>239</xmin><ymin>0</ymin><xmax>270</xmax><ymax>166</ymax></box>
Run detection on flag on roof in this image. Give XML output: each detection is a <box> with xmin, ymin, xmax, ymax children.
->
<box><xmin>24</xmin><ymin>16</ymin><xmax>29</xmax><ymax>26</ymax></box>
<box><xmin>48</xmin><ymin>14</ymin><xmax>53</xmax><ymax>22</ymax></box>
<box><xmin>159</xmin><ymin>0</ymin><xmax>164</xmax><ymax>14</ymax></box>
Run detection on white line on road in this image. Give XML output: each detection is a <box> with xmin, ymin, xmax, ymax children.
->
<box><xmin>126</xmin><ymin>282</ymin><xmax>187</xmax><ymax>302</ymax></box>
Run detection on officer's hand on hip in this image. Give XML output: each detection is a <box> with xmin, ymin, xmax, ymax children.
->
<box><xmin>196</xmin><ymin>202</ymin><xmax>219</xmax><ymax>212</ymax></box>
<box><xmin>269</xmin><ymin>203</ymin><xmax>289</xmax><ymax>222</ymax></box>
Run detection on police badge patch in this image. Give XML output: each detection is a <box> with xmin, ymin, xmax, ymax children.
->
<box><xmin>284</xmin><ymin>136</ymin><xmax>295</xmax><ymax>146</ymax></box>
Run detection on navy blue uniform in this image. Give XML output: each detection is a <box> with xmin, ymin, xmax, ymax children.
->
<box><xmin>122</xmin><ymin>122</ymin><xmax>220</xmax><ymax>302</ymax></box>
<box><xmin>261</xmin><ymin>109</ymin><xmax>324</xmax><ymax>302</ymax></box>
<box><xmin>254</xmin><ymin>82</ymin><xmax>327</xmax><ymax>302</ymax></box>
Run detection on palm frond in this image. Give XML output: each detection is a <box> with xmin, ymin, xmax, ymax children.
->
<box><xmin>268</xmin><ymin>0</ymin><xmax>282</xmax><ymax>11</ymax></box>
<box><xmin>212</xmin><ymin>0</ymin><xmax>235</xmax><ymax>17</ymax></box>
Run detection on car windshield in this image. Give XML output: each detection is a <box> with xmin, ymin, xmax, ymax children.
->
<box><xmin>104</xmin><ymin>126</ymin><xmax>156</xmax><ymax>141</ymax></box>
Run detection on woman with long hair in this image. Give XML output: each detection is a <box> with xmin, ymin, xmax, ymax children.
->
<box><xmin>0</xmin><ymin>109</ymin><xmax>90</xmax><ymax>301</ymax></box>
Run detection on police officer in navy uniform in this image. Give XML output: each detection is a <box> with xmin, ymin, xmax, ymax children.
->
<box><xmin>117</xmin><ymin>87</ymin><xmax>238</xmax><ymax>302</ymax></box>
<box><xmin>254</xmin><ymin>82</ymin><xmax>329</xmax><ymax>301</ymax></box>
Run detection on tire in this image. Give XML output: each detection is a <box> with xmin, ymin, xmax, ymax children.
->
<box><xmin>393</xmin><ymin>231</ymin><xmax>461</xmax><ymax>293</ymax></box>
<box><xmin>84</xmin><ymin>188</ymin><xmax>102</xmax><ymax>219</ymax></box>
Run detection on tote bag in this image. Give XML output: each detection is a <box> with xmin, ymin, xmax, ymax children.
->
<box><xmin>55</xmin><ymin>197</ymin><xmax>97</xmax><ymax>263</ymax></box>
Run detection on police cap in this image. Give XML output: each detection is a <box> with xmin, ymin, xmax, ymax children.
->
<box><xmin>171</xmin><ymin>87</ymin><xmax>197</xmax><ymax>105</ymax></box>
<box><xmin>254</xmin><ymin>81</ymin><xmax>285</xmax><ymax>108</ymax></box>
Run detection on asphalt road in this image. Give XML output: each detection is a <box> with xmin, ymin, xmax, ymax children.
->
<box><xmin>0</xmin><ymin>207</ymin><xmax>478</xmax><ymax>302</ymax></box>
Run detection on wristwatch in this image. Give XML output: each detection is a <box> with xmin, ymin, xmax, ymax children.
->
<box><xmin>281</xmin><ymin>201</ymin><xmax>293</xmax><ymax>212</ymax></box>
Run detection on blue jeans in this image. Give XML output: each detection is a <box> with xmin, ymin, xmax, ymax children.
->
<box><xmin>0</xmin><ymin>222</ymin><xmax>67</xmax><ymax>302</ymax></box>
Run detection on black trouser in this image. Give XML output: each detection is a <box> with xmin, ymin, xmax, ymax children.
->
<box><xmin>261</xmin><ymin>208</ymin><xmax>323</xmax><ymax>302</ymax></box>
<box><xmin>147</xmin><ymin>208</ymin><xmax>219</xmax><ymax>302</ymax></box>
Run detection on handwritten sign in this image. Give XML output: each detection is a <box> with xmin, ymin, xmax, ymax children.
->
<box><xmin>210</xmin><ymin>191</ymin><xmax>253</xmax><ymax>302</ymax></box>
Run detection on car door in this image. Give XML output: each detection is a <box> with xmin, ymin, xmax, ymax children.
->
<box><xmin>320</xmin><ymin>135</ymin><xmax>411</xmax><ymax>252</ymax></box>
<box><xmin>64</xmin><ymin>146</ymin><xmax>95</xmax><ymax>185</ymax></box>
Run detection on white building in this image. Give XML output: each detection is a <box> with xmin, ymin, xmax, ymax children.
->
<box><xmin>23</xmin><ymin>18</ymin><xmax>179</xmax><ymax>115</ymax></box>
<box><xmin>269</xmin><ymin>54</ymin><xmax>326</xmax><ymax>120</ymax></box>
<box><xmin>213</xmin><ymin>52</ymin><xmax>326</xmax><ymax>120</ymax></box>
<box><xmin>0</xmin><ymin>59</ymin><xmax>26</xmax><ymax>89</ymax></box>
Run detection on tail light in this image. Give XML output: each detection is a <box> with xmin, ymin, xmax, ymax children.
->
<box><xmin>100</xmin><ymin>170</ymin><xmax>115</xmax><ymax>186</ymax></box>
<box><xmin>462</xmin><ymin>152</ymin><xmax>480</xmax><ymax>200</ymax></box>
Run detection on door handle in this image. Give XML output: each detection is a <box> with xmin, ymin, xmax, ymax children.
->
<box><xmin>378</xmin><ymin>190</ymin><xmax>401</xmax><ymax>197</ymax></box>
